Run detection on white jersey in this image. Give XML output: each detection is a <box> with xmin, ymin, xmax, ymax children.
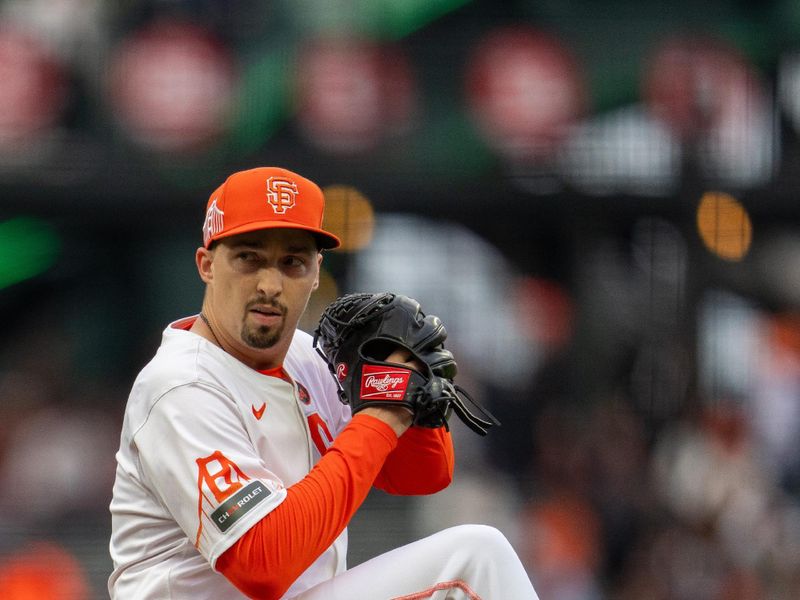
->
<box><xmin>108</xmin><ymin>317</ymin><xmax>351</xmax><ymax>599</ymax></box>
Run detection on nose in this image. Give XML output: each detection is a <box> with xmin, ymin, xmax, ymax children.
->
<box><xmin>256</xmin><ymin>266</ymin><xmax>283</xmax><ymax>297</ymax></box>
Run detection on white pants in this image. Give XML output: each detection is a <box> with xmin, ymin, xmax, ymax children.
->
<box><xmin>293</xmin><ymin>525</ymin><xmax>538</xmax><ymax>600</ymax></box>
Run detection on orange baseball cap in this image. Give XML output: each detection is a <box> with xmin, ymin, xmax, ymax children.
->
<box><xmin>201</xmin><ymin>166</ymin><xmax>341</xmax><ymax>249</ymax></box>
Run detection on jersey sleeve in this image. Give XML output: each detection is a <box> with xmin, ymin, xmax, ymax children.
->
<box><xmin>133</xmin><ymin>383</ymin><xmax>287</xmax><ymax>564</ymax></box>
<box><xmin>216</xmin><ymin>413</ymin><xmax>399</xmax><ymax>599</ymax></box>
<box><xmin>373</xmin><ymin>425</ymin><xmax>454</xmax><ymax>495</ymax></box>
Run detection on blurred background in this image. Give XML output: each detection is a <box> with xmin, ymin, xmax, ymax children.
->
<box><xmin>0</xmin><ymin>0</ymin><xmax>799</xmax><ymax>598</ymax></box>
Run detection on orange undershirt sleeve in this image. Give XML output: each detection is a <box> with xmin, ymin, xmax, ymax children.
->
<box><xmin>216</xmin><ymin>413</ymin><xmax>397</xmax><ymax>600</ymax></box>
<box><xmin>374</xmin><ymin>426</ymin><xmax>454</xmax><ymax>495</ymax></box>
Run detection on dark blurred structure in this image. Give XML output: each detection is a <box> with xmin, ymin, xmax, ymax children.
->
<box><xmin>2</xmin><ymin>0</ymin><xmax>800</xmax><ymax>598</ymax></box>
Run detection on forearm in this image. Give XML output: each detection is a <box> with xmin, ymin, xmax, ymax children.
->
<box><xmin>216</xmin><ymin>413</ymin><xmax>398</xmax><ymax>599</ymax></box>
<box><xmin>374</xmin><ymin>425</ymin><xmax>454</xmax><ymax>495</ymax></box>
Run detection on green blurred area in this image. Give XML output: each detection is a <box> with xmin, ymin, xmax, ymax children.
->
<box><xmin>0</xmin><ymin>217</ymin><xmax>60</xmax><ymax>290</ymax></box>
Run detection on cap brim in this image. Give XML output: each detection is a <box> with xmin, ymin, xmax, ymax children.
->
<box><xmin>207</xmin><ymin>220</ymin><xmax>341</xmax><ymax>249</ymax></box>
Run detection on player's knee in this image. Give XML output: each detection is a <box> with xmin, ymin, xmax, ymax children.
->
<box><xmin>471</xmin><ymin>524</ymin><xmax>514</xmax><ymax>554</ymax></box>
<box><xmin>448</xmin><ymin>524</ymin><xmax>516</xmax><ymax>560</ymax></box>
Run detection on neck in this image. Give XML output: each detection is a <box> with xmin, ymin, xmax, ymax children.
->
<box><xmin>191</xmin><ymin>311</ymin><xmax>221</xmax><ymax>348</ymax></box>
<box><xmin>198</xmin><ymin>312</ymin><xmax>222</xmax><ymax>346</ymax></box>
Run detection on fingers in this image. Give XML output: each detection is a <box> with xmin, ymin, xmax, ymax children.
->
<box><xmin>385</xmin><ymin>348</ymin><xmax>424</xmax><ymax>372</ymax></box>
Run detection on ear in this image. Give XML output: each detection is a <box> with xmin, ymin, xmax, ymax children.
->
<box><xmin>312</xmin><ymin>253</ymin><xmax>323</xmax><ymax>291</ymax></box>
<box><xmin>196</xmin><ymin>246</ymin><xmax>214</xmax><ymax>284</ymax></box>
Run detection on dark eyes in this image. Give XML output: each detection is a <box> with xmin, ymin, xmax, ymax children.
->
<box><xmin>282</xmin><ymin>256</ymin><xmax>305</xmax><ymax>268</ymax></box>
<box><xmin>234</xmin><ymin>251</ymin><xmax>306</xmax><ymax>269</ymax></box>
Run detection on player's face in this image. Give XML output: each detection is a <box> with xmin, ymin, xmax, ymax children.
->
<box><xmin>199</xmin><ymin>228</ymin><xmax>321</xmax><ymax>365</ymax></box>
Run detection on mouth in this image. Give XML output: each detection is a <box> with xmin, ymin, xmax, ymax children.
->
<box><xmin>248</xmin><ymin>303</ymin><xmax>285</xmax><ymax>325</ymax></box>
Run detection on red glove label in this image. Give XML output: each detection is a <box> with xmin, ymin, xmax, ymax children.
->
<box><xmin>360</xmin><ymin>365</ymin><xmax>411</xmax><ymax>400</ymax></box>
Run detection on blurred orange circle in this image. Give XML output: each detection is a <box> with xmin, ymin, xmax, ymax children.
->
<box><xmin>696</xmin><ymin>191</ymin><xmax>752</xmax><ymax>261</ymax></box>
<box><xmin>322</xmin><ymin>185</ymin><xmax>375</xmax><ymax>251</ymax></box>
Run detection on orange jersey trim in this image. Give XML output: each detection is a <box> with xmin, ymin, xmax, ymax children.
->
<box><xmin>256</xmin><ymin>365</ymin><xmax>292</xmax><ymax>383</ymax></box>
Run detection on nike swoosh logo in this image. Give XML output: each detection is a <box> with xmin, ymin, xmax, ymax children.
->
<box><xmin>252</xmin><ymin>402</ymin><xmax>266</xmax><ymax>420</ymax></box>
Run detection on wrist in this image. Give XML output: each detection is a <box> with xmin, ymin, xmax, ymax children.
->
<box><xmin>358</xmin><ymin>406</ymin><xmax>412</xmax><ymax>437</ymax></box>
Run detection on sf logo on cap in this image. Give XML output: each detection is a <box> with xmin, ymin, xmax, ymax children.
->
<box><xmin>266</xmin><ymin>177</ymin><xmax>298</xmax><ymax>214</ymax></box>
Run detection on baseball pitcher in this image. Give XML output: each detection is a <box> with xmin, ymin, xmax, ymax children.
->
<box><xmin>108</xmin><ymin>166</ymin><xmax>538</xmax><ymax>599</ymax></box>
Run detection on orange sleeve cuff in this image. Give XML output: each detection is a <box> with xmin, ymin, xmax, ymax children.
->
<box><xmin>216</xmin><ymin>414</ymin><xmax>397</xmax><ymax>600</ymax></box>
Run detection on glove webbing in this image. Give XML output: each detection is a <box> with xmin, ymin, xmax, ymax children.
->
<box><xmin>448</xmin><ymin>384</ymin><xmax>500</xmax><ymax>436</ymax></box>
<box><xmin>413</xmin><ymin>378</ymin><xmax>499</xmax><ymax>436</ymax></box>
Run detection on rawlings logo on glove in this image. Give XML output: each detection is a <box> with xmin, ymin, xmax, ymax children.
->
<box><xmin>313</xmin><ymin>292</ymin><xmax>499</xmax><ymax>436</ymax></box>
<box><xmin>361</xmin><ymin>366</ymin><xmax>412</xmax><ymax>399</ymax></box>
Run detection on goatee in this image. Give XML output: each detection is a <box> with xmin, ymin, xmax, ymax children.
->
<box><xmin>242</xmin><ymin>322</ymin><xmax>283</xmax><ymax>349</ymax></box>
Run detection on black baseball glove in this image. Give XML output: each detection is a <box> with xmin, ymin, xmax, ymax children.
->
<box><xmin>313</xmin><ymin>292</ymin><xmax>499</xmax><ymax>436</ymax></box>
